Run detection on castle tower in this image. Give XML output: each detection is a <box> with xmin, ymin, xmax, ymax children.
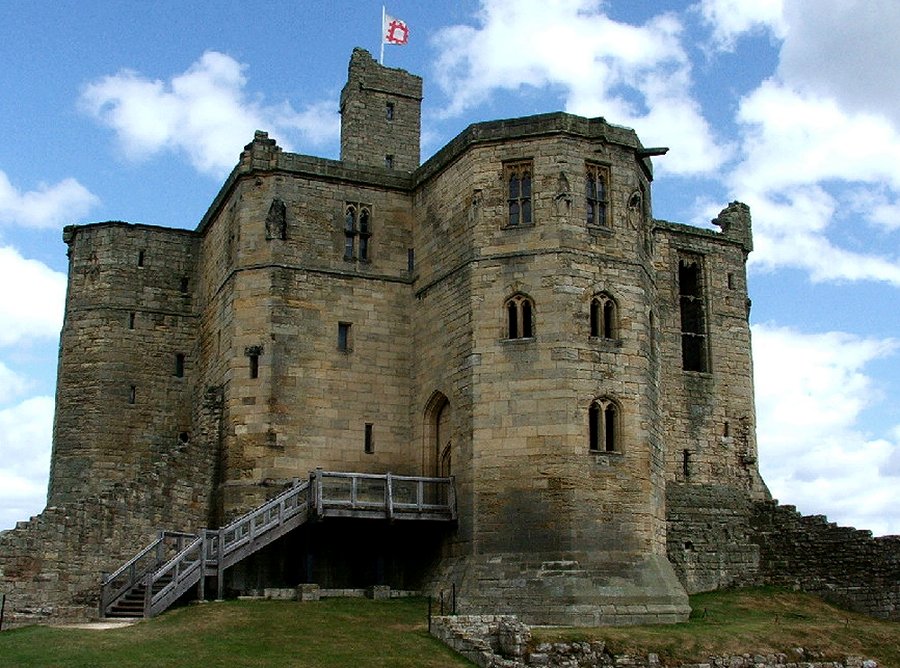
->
<box><xmin>340</xmin><ymin>48</ymin><xmax>422</xmax><ymax>171</ymax></box>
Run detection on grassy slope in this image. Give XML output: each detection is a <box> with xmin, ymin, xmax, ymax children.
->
<box><xmin>537</xmin><ymin>588</ymin><xmax>899</xmax><ymax>667</ymax></box>
<box><xmin>0</xmin><ymin>590</ymin><xmax>896</xmax><ymax>667</ymax></box>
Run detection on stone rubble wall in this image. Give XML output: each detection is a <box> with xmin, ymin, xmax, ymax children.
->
<box><xmin>429</xmin><ymin>614</ymin><xmax>878</xmax><ymax>668</ymax></box>
<box><xmin>666</xmin><ymin>484</ymin><xmax>900</xmax><ymax>621</ymax></box>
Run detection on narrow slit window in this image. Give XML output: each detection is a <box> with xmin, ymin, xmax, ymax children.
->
<box><xmin>128</xmin><ymin>385</ymin><xmax>136</xmax><ymax>405</ymax></box>
<box><xmin>385</xmin><ymin>102</ymin><xmax>394</xmax><ymax>121</ymax></box>
<box><xmin>407</xmin><ymin>248</ymin><xmax>415</xmax><ymax>273</ymax></box>
<box><xmin>137</xmin><ymin>250</ymin><xmax>145</xmax><ymax>267</ymax></box>
<box><xmin>338</xmin><ymin>322</ymin><xmax>352</xmax><ymax>352</ymax></box>
<box><xmin>180</xmin><ymin>276</ymin><xmax>189</xmax><ymax>293</ymax></box>
<box><xmin>364</xmin><ymin>423</ymin><xmax>374</xmax><ymax>454</ymax></box>
<box><xmin>385</xmin><ymin>154</ymin><xmax>394</xmax><ymax>169</ymax></box>
<box><xmin>249</xmin><ymin>354</ymin><xmax>259</xmax><ymax>379</ymax></box>
<box><xmin>128</xmin><ymin>312</ymin><xmax>135</xmax><ymax>330</ymax></box>
<box><xmin>174</xmin><ymin>353</ymin><xmax>185</xmax><ymax>378</ymax></box>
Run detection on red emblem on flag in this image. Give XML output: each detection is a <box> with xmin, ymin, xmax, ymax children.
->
<box><xmin>384</xmin><ymin>16</ymin><xmax>409</xmax><ymax>45</ymax></box>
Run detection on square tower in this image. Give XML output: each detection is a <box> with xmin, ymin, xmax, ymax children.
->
<box><xmin>340</xmin><ymin>48</ymin><xmax>422</xmax><ymax>172</ymax></box>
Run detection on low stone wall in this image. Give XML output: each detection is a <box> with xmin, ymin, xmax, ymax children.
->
<box><xmin>429</xmin><ymin>614</ymin><xmax>878</xmax><ymax>667</ymax></box>
<box><xmin>666</xmin><ymin>483</ymin><xmax>900</xmax><ymax>621</ymax></box>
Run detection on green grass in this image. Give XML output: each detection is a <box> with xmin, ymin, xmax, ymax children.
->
<box><xmin>0</xmin><ymin>597</ymin><xmax>475</xmax><ymax>668</ymax></box>
<box><xmin>535</xmin><ymin>588</ymin><xmax>900</xmax><ymax>667</ymax></box>
<box><xmin>0</xmin><ymin>590</ymin><xmax>896</xmax><ymax>667</ymax></box>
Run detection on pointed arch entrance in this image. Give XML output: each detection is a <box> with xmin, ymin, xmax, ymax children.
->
<box><xmin>423</xmin><ymin>391</ymin><xmax>451</xmax><ymax>477</ymax></box>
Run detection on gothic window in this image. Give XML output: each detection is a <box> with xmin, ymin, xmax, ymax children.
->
<box><xmin>589</xmin><ymin>397</ymin><xmax>619</xmax><ymax>453</ymax></box>
<box><xmin>505</xmin><ymin>161</ymin><xmax>533</xmax><ymax>227</ymax></box>
<box><xmin>344</xmin><ymin>203</ymin><xmax>373</xmax><ymax>261</ymax></box>
<box><xmin>679</xmin><ymin>258</ymin><xmax>708</xmax><ymax>372</ymax></box>
<box><xmin>589</xmin><ymin>293</ymin><xmax>617</xmax><ymax>339</ymax></box>
<box><xmin>505</xmin><ymin>293</ymin><xmax>534</xmax><ymax>339</ymax></box>
<box><xmin>586</xmin><ymin>163</ymin><xmax>610</xmax><ymax>228</ymax></box>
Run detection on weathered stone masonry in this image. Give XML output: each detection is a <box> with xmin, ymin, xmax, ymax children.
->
<box><xmin>1</xmin><ymin>48</ymin><xmax>898</xmax><ymax>629</ymax></box>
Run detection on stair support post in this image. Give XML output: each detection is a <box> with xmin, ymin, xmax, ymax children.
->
<box><xmin>143</xmin><ymin>572</ymin><xmax>153</xmax><ymax>618</ymax></box>
<box><xmin>216</xmin><ymin>528</ymin><xmax>225</xmax><ymax>600</ymax></box>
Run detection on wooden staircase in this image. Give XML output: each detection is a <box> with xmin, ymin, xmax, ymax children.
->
<box><xmin>100</xmin><ymin>471</ymin><xmax>456</xmax><ymax>619</ymax></box>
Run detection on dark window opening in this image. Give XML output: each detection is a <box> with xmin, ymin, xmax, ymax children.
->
<box><xmin>727</xmin><ymin>272</ymin><xmax>735</xmax><ymax>289</ymax></box>
<box><xmin>249</xmin><ymin>354</ymin><xmax>259</xmax><ymax>379</ymax></box>
<box><xmin>386</xmin><ymin>102</ymin><xmax>394</xmax><ymax>121</ymax></box>
<box><xmin>586</xmin><ymin>163</ymin><xmax>609</xmax><ymax>227</ymax></box>
<box><xmin>385</xmin><ymin>154</ymin><xmax>394</xmax><ymax>169</ymax></box>
<box><xmin>679</xmin><ymin>259</ymin><xmax>708</xmax><ymax>372</ymax></box>
<box><xmin>589</xmin><ymin>398</ymin><xmax>619</xmax><ymax>452</ymax></box>
<box><xmin>338</xmin><ymin>322</ymin><xmax>352</xmax><ymax>352</ymax></box>
<box><xmin>505</xmin><ymin>294</ymin><xmax>534</xmax><ymax>339</ymax></box>
<box><xmin>364</xmin><ymin>423</ymin><xmax>374</xmax><ymax>454</ymax></box>
<box><xmin>174</xmin><ymin>353</ymin><xmax>185</xmax><ymax>378</ymax></box>
<box><xmin>128</xmin><ymin>312</ymin><xmax>135</xmax><ymax>330</ymax></box>
<box><xmin>505</xmin><ymin>161</ymin><xmax>533</xmax><ymax>226</ymax></box>
<box><xmin>178</xmin><ymin>431</ymin><xmax>190</xmax><ymax>444</ymax></box>
<box><xmin>590</xmin><ymin>294</ymin><xmax>617</xmax><ymax>339</ymax></box>
<box><xmin>682</xmin><ymin>449</ymin><xmax>691</xmax><ymax>479</ymax></box>
<box><xmin>724</xmin><ymin>421</ymin><xmax>731</xmax><ymax>438</ymax></box>
<box><xmin>137</xmin><ymin>250</ymin><xmax>145</xmax><ymax>267</ymax></box>
<box><xmin>129</xmin><ymin>385</ymin><xmax>136</xmax><ymax>404</ymax></box>
<box><xmin>180</xmin><ymin>276</ymin><xmax>189</xmax><ymax>293</ymax></box>
<box><xmin>407</xmin><ymin>248</ymin><xmax>415</xmax><ymax>273</ymax></box>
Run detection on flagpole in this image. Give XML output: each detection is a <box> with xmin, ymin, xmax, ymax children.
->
<box><xmin>380</xmin><ymin>5</ymin><xmax>385</xmax><ymax>64</ymax></box>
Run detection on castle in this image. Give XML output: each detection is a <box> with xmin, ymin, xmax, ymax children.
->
<box><xmin>1</xmin><ymin>49</ymin><xmax>896</xmax><ymax>628</ymax></box>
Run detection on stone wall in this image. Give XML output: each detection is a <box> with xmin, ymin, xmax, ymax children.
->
<box><xmin>666</xmin><ymin>483</ymin><xmax>900</xmax><ymax>621</ymax></box>
<box><xmin>429</xmin><ymin>614</ymin><xmax>878</xmax><ymax>667</ymax></box>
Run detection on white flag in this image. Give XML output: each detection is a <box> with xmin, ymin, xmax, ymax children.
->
<box><xmin>383</xmin><ymin>13</ymin><xmax>409</xmax><ymax>45</ymax></box>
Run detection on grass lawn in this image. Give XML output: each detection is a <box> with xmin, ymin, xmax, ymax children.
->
<box><xmin>0</xmin><ymin>597</ymin><xmax>475</xmax><ymax>668</ymax></box>
<box><xmin>0</xmin><ymin>589</ymin><xmax>896</xmax><ymax>667</ymax></box>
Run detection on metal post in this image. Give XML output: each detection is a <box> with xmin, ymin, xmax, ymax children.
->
<box><xmin>217</xmin><ymin>528</ymin><xmax>225</xmax><ymax>600</ymax></box>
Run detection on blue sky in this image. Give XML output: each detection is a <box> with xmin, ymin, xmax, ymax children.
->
<box><xmin>1</xmin><ymin>0</ymin><xmax>898</xmax><ymax>535</ymax></box>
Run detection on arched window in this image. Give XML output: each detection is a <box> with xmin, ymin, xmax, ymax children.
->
<box><xmin>589</xmin><ymin>397</ymin><xmax>620</xmax><ymax>453</ymax></box>
<box><xmin>586</xmin><ymin>163</ymin><xmax>609</xmax><ymax>228</ymax></box>
<box><xmin>344</xmin><ymin>202</ymin><xmax>373</xmax><ymax>261</ymax></box>
<box><xmin>589</xmin><ymin>293</ymin><xmax>617</xmax><ymax>339</ymax></box>
<box><xmin>505</xmin><ymin>294</ymin><xmax>534</xmax><ymax>339</ymax></box>
<box><xmin>505</xmin><ymin>161</ymin><xmax>533</xmax><ymax>227</ymax></box>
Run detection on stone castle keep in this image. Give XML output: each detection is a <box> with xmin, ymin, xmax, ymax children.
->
<box><xmin>1</xmin><ymin>49</ymin><xmax>897</xmax><ymax>627</ymax></box>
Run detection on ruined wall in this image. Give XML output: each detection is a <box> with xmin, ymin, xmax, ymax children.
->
<box><xmin>666</xmin><ymin>483</ymin><xmax>900</xmax><ymax>621</ymax></box>
<box><xmin>654</xmin><ymin>205</ymin><xmax>766</xmax><ymax>499</ymax></box>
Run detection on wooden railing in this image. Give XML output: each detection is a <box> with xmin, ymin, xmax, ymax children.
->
<box><xmin>100</xmin><ymin>531</ymin><xmax>196</xmax><ymax>616</ymax></box>
<box><xmin>312</xmin><ymin>471</ymin><xmax>456</xmax><ymax>521</ymax></box>
<box><xmin>101</xmin><ymin>471</ymin><xmax>456</xmax><ymax>618</ymax></box>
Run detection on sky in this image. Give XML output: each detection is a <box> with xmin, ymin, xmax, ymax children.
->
<box><xmin>0</xmin><ymin>0</ymin><xmax>898</xmax><ymax>536</ymax></box>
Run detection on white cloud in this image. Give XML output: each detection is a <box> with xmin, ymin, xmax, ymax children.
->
<box><xmin>81</xmin><ymin>50</ymin><xmax>340</xmax><ymax>176</ymax></box>
<box><xmin>697</xmin><ymin>0</ymin><xmax>786</xmax><ymax>50</ymax></box>
<box><xmin>0</xmin><ymin>246</ymin><xmax>66</xmax><ymax>347</ymax></box>
<box><xmin>432</xmin><ymin>0</ymin><xmax>731</xmax><ymax>175</ymax></box>
<box><xmin>753</xmin><ymin>323</ymin><xmax>900</xmax><ymax>535</ymax></box>
<box><xmin>0</xmin><ymin>361</ymin><xmax>29</xmax><ymax>404</ymax></box>
<box><xmin>0</xmin><ymin>170</ymin><xmax>98</xmax><ymax>229</ymax></box>
<box><xmin>778</xmin><ymin>0</ymin><xmax>900</xmax><ymax>126</ymax></box>
<box><xmin>0</xmin><ymin>396</ymin><xmax>54</xmax><ymax>530</ymax></box>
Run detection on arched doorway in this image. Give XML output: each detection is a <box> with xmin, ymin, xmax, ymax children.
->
<box><xmin>423</xmin><ymin>392</ymin><xmax>451</xmax><ymax>477</ymax></box>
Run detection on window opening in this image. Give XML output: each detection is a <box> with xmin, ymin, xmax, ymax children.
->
<box><xmin>364</xmin><ymin>423</ymin><xmax>374</xmax><ymax>454</ymax></box>
<box><xmin>344</xmin><ymin>202</ymin><xmax>372</xmax><ymax>261</ymax></box>
<box><xmin>679</xmin><ymin>259</ymin><xmax>708</xmax><ymax>372</ymax></box>
<box><xmin>137</xmin><ymin>250</ymin><xmax>145</xmax><ymax>267</ymax></box>
<box><xmin>682</xmin><ymin>449</ymin><xmax>691</xmax><ymax>479</ymax></box>
<box><xmin>386</xmin><ymin>102</ymin><xmax>394</xmax><ymax>121</ymax></box>
<box><xmin>178</xmin><ymin>431</ymin><xmax>190</xmax><ymax>444</ymax></box>
<box><xmin>505</xmin><ymin>161</ymin><xmax>532</xmax><ymax>226</ymax></box>
<box><xmin>589</xmin><ymin>398</ymin><xmax>619</xmax><ymax>452</ymax></box>
<box><xmin>249</xmin><ymin>354</ymin><xmax>259</xmax><ymax>379</ymax></box>
<box><xmin>384</xmin><ymin>154</ymin><xmax>394</xmax><ymax>169</ymax></box>
<box><xmin>129</xmin><ymin>385</ymin><xmax>136</xmax><ymax>405</ymax></box>
<box><xmin>505</xmin><ymin>294</ymin><xmax>534</xmax><ymax>339</ymax></box>
<box><xmin>727</xmin><ymin>272</ymin><xmax>735</xmax><ymax>289</ymax></box>
<box><xmin>128</xmin><ymin>312</ymin><xmax>135</xmax><ymax>330</ymax></box>
<box><xmin>180</xmin><ymin>276</ymin><xmax>189</xmax><ymax>293</ymax></box>
<box><xmin>723</xmin><ymin>421</ymin><xmax>730</xmax><ymax>438</ymax></box>
<box><xmin>586</xmin><ymin>163</ymin><xmax>610</xmax><ymax>228</ymax></box>
<box><xmin>338</xmin><ymin>322</ymin><xmax>352</xmax><ymax>352</ymax></box>
<box><xmin>590</xmin><ymin>293</ymin><xmax>617</xmax><ymax>339</ymax></box>
<box><xmin>407</xmin><ymin>248</ymin><xmax>415</xmax><ymax>273</ymax></box>
<box><xmin>174</xmin><ymin>353</ymin><xmax>185</xmax><ymax>378</ymax></box>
